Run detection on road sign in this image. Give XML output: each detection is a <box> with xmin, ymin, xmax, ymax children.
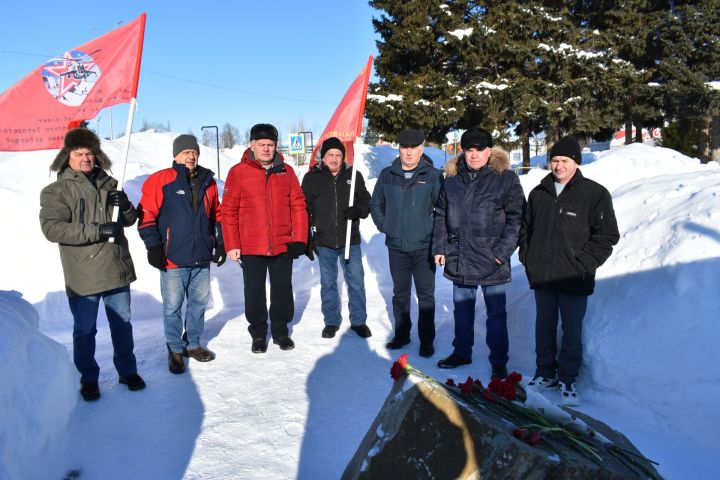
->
<box><xmin>289</xmin><ymin>134</ymin><xmax>304</xmax><ymax>154</ymax></box>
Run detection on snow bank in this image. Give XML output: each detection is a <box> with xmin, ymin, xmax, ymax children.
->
<box><xmin>0</xmin><ymin>290</ymin><xmax>77</xmax><ymax>480</ymax></box>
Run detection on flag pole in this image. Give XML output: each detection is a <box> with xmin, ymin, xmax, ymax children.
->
<box><xmin>110</xmin><ymin>12</ymin><xmax>146</xmax><ymax>237</ymax></box>
<box><xmin>344</xmin><ymin>56</ymin><xmax>373</xmax><ymax>260</ymax></box>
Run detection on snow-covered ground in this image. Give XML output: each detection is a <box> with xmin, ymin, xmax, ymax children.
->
<box><xmin>0</xmin><ymin>132</ymin><xmax>718</xmax><ymax>479</ymax></box>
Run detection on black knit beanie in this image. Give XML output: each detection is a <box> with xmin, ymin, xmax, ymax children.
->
<box><xmin>320</xmin><ymin>137</ymin><xmax>345</xmax><ymax>159</ymax></box>
<box><xmin>549</xmin><ymin>135</ymin><xmax>582</xmax><ymax>164</ymax></box>
<box><xmin>173</xmin><ymin>134</ymin><xmax>200</xmax><ymax>158</ymax></box>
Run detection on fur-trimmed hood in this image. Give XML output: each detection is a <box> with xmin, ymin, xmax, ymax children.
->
<box><xmin>50</xmin><ymin>128</ymin><xmax>112</xmax><ymax>172</ymax></box>
<box><xmin>444</xmin><ymin>147</ymin><xmax>510</xmax><ymax>177</ymax></box>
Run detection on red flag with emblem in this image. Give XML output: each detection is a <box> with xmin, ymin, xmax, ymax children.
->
<box><xmin>0</xmin><ymin>13</ymin><xmax>146</xmax><ymax>151</ymax></box>
<box><xmin>309</xmin><ymin>56</ymin><xmax>372</xmax><ymax>168</ymax></box>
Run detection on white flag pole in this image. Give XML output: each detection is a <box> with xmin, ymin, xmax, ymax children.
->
<box><xmin>109</xmin><ymin>97</ymin><xmax>138</xmax><ymax>241</ymax></box>
<box><xmin>343</xmin><ymin>139</ymin><xmax>359</xmax><ymax>261</ymax></box>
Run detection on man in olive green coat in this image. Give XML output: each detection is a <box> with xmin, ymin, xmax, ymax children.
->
<box><xmin>40</xmin><ymin>128</ymin><xmax>145</xmax><ymax>401</ymax></box>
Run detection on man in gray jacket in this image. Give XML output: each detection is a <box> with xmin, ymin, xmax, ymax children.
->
<box><xmin>40</xmin><ymin>128</ymin><xmax>144</xmax><ymax>401</ymax></box>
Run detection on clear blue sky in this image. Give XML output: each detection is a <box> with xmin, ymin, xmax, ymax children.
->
<box><xmin>0</xmin><ymin>0</ymin><xmax>380</xmax><ymax>143</ymax></box>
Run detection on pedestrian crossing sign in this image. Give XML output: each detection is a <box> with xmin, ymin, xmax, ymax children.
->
<box><xmin>289</xmin><ymin>134</ymin><xmax>304</xmax><ymax>154</ymax></box>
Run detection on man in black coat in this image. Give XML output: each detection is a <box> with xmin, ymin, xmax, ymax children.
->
<box><xmin>519</xmin><ymin>135</ymin><xmax>619</xmax><ymax>406</ymax></box>
<box><xmin>432</xmin><ymin>128</ymin><xmax>525</xmax><ymax>376</ymax></box>
<box><xmin>301</xmin><ymin>137</ymin><xmax>372</xmax><ymax>339</ymax></box>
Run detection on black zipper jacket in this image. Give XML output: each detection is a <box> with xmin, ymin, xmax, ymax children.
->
<box><xmin>519</xmin><ymin>170</ymin><xmax>619</xmax><ymax>295</ymax></box>
<box><xmin>301</xmin><ymin>162</ymin><xmax>370</xmax><ymax>248</ymax></box>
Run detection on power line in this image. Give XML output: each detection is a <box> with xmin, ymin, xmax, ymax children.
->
<box><xmin>0</xmin><ymin>50</ymin><xmax>332</xmax><ymax>105</ymax></box>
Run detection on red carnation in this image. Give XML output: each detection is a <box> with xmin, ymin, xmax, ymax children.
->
<box><xmin>527</xmin><ymin>432</ymin><xmax>542</xmax><ymax>446</ymax></box>
<box><xmin>512</xmin><ymin>428</ymin><xmax>527</xmax><ymax>439</ymax></box>
<box><xmin>397</xmin><ymin>354</ymin><xmax>409</xmax><ymax>368</ymax></box>
<box><xmin>459</xmin><ymin>379</ymin><xmax>474</xmax><ymax>395</ymax></box>
<box><xmin>445</xmin><ymin>379</ymin><xmax>456</xmax><ymax>386</ymax></box>
<box><xmin>482</xmin><ymin>390</ymin><xmax>496</xmax><ymax>403</ymax></box>
<box><xmin>390</xmin><ymin>362</ymin><xmax>404</xmax><ymax>382</ymax></box>
<box><xmin>506</xmin><ymin>371</ymin><xmax>522</xmax><ymax>384</ymax></box>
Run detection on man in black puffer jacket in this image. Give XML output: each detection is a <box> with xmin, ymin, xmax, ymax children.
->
<box><xmin>301</xmin><ymin>137</ymin><xmax>372</xmax><ymax>340</ymax></box>
<box><xmin>519</xmin><ymin>135</ymin><xmax>619</xmax><ymax>406</ymax></box>
<box><xmin>432</xmin><ymin>128</ymin><xmax>525</xmax><ymax>376</ymax></box>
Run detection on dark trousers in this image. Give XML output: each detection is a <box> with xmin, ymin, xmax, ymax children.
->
<box><xmin>534</xmin><ymin>289</ymin><xmax>588</xmax><ymax>385</ymax></box>
<box><xmin>68</xmin><ymin>286</ymin><xmax>137</xmax><ymax>383</ymax></box>
<box><xmin>387</xmin><ymin>247</ymin><xmax>436</xmax><ymax>345</ymax></box>
<box><xmin>242</xmin><ymin>254</ymin><xmax>294</xmax><ymax>340</ymax></box>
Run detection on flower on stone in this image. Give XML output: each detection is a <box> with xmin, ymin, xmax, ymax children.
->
<box><xmin>488</xmin><ymin>371</ymin><xmax>523</xmax><ymax>401</ymax></box>
<box><xmin>445</xmin><ymin>379</ymin><xmax>456</xmax><ymax>386</ymax></box>
<box><xmin>459</xmin><ymin>377</ymin><xmax>475</xmax><ymax>395</ymax></box>
<box><xmin>513</xmin><ymin>428</ymin><xmax>527</xmax><ymax>439</ymax></box>
<box><xmin>390</xmin><ymin>354</ymin><xmax>411</xmax><ymax>382</ymax></box>
<box><xmin>527</xmin><ymin>431</ymin><xmax>542</xmax><ymax>446</ymax></box>
<box><xmin>397</xmin><ymin>353</ymin><xmax>408</xmax><ymax>368</ymax></box>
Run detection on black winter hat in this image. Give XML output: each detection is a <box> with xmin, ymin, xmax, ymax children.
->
<box><xmin>549</xmin><ymin>135</ymin><xmax>582</xmax><ymax>164</ymax></box>
<box><xmin>173</xmin><ymin>134</ymin><xmax>200</xmax><ymax>158</ymax></box>
<box><xmin>320</xmin><ymin>137</ymin><xmax>345</xmax><ymax>159</ymax></box>
<box><xmin>250</xmin><ymin>123</ymin><xmax>279</xmax><ymax>142</ymax></box>
<box><xmin>50</xmin><ymin>128</ymin><xmax>111</xmax><ymax>172</ymax></box>
<box><xmin>397</xmin><ymin>129</ymin><xmax>425</xmax><ymax>147</ymax></box>
<box><xmin>461</xmin><ymin>128</ymin><xmax>493</xmax><ymax>151</ymax></box>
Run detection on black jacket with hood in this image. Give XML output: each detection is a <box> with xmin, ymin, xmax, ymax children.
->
<box><xmin>432</xmin><ymin>149</ymin><xmax>525</xmax><ymax>286</ymax></box>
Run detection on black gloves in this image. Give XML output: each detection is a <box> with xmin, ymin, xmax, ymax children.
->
<box><xmin>343</xmin><ymin>205</ymin><xmax>363</xmax><ymax>220</ymax></box>
<box><xmin>147</xmin><ymin>246</ymin><xmax>167</xmax><ymax>271</ymax></box>
<box><xmin>286</xmin><ymin>241</ymin><xmax>307</xmax><ymax>260</ymax></box>
<box><xmin>213</xmin><ymin>244</ymin><xmax>227</xmax><ymax>267</ymax></box>
<box><xmin>306</xmin><ymin>237</ymin><xmax>316</xmax><ymax>261</ymax></box>
<box><xmin>107</xmin><ymin>190</ymin><xmax>131</xmax><ymax>212</ymax></box>
<box><xmin>98</xmin><ymin>222</ymin><xmax>123</xmax><ymax>240</ymax></box>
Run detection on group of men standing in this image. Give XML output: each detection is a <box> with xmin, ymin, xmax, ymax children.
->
<box><xmin>40</xmin><ymin>124</ymin><xmax>618</xmax><ymax>407</ymax></box>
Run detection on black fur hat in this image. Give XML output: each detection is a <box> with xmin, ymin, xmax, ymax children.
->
<box><xmin>50</xmin><ymin>128</ymin><xmax>111</xmax><ymax>172</ymax></box>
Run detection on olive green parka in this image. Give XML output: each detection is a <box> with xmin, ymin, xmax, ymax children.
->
<box><xmin>40</xmin><ymin>166</ymin><xmax>137</xmax><ymax>296</ymax></box>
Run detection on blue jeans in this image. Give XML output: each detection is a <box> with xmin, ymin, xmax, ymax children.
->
<box><xmin>68</xmin><ymin>286</ymin><xmax>137</xmax><ymax>383</ymax></box>
<box><xmin>160</xmin><ymin>266</ymin><xmax>210</xmax><ymax>353</ymax></box>
<box><xmin>452</xmin><ymin>283</ymin><xmax>508</xmax><ymax>366</ymax></box>
<box><xmin>317</xmin><ymin>245</ymin><xmax>367</xmax><ymax>327</ymax></box>
<box><xmin>534</xmin><ymin>290</ymin><xmax>588</xmax><ymax>384</ymax></box>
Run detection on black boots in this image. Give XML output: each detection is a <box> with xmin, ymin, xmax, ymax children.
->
<box><xmin>273</xmin><ymin>336</ymin><xmax>295</xmax><ymax>351</ymax></box>
<box><xmin>80</xmin><ymin>381</ymin><xmax>100</xmax><ymax>401</ymax></box>
<box><xmin>350</xmin><ymin>324</ymin><xmax>372</xmax><ymax>338</ymax></box>
<box><xmin>119</xmin><ymin>373</ymin><xmax>146</xmax><ymax>391</ymax></box>
<box><xmin>251</xmin><ymin>337</ymin><xmax>268</xmax><ymax>353</ymax></box>
<box><xmin>437</xmin><ymin>354</ymin><xmax>472</xmax><ymax>369</ymax></box>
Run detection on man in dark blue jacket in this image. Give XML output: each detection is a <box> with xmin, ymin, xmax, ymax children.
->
<box><xmin>370</xmin><ymin>129</ymin><xmax>443</xmax><ymax>357</ymax></box>
<box><xmin>138</xmin><ymin>134</ymin><xmax>225</xmax><ymax>374</ymax></box>
<box><xmin>432</xmin><ymin>128</ymin><xmax>525</xmax><ymax>376</ymax></box>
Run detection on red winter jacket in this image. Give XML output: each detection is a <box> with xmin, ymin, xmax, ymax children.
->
<box><xmin>222</xmin><ymin>149</ymin><xmax>307</xmax><ymax>256</ymax></box>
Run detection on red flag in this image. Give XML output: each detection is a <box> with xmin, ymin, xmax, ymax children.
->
<box><xmin>0</xmin><ymin>13</ymin><xmax>146</xmax><ymax>151</ymax></box>
<box><xmin>309</xmin><ymin>56</ymin><xmax>373</xmax><ymax>168</ymax></box>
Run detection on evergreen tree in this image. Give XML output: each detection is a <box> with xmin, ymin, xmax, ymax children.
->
<box><xmin>366</xmin><ymin>0</ymin><xmax>475</xmax><ymax>143</ymax></box>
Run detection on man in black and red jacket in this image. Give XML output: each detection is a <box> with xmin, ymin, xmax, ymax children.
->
<box><xmin>138</xmin><ymin>134</ymin><xmax>225</xmax><ymax>374</ymax></box>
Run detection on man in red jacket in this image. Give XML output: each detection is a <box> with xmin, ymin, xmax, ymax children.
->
<box><xmin>222</xmin><ymin>123</ymin><xmax>308</xmax><ymax>353</ymax></box>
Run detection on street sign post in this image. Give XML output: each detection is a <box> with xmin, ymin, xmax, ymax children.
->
<box><xmin>288</xmin><ymin>134</ymin><xmax>304</xmax><ymax>155</ymax></box>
